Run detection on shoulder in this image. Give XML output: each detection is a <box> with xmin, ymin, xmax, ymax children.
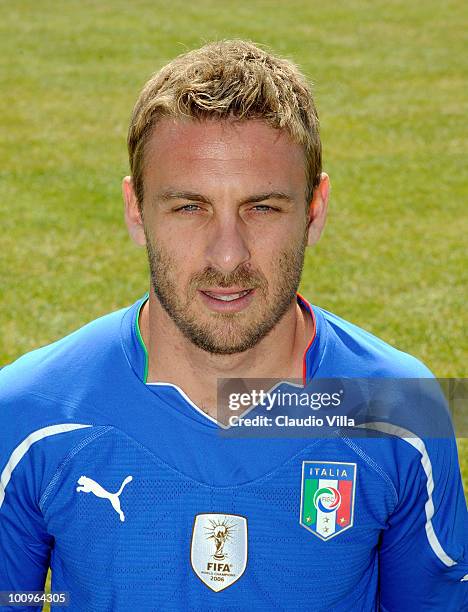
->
<box><xmin>1</xmin><ymin>305</ymin><xmax>131</xmax><ymax>400</ymax></box>
<box><xmin>0</xmin><ymin>301</ymin><xmax>142</xmax><ymax>488</ymax></box>
<box><xmin>0</xmin><ymin>301</ymin><xmax>142</xmax><ymax>448</ymax></box>
<box><xmin>313</xmin><ymin>305</ymin><xmax>434</xmax><ymax>378</ymax></box>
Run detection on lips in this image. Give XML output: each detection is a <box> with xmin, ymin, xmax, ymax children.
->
<box><xmin>201</xmin><ymin>289</ymin><xmax>251</xmax><ymax>302</ymax></box>
<box><xmin>198</xmin><ymin>287</ymin><xmax>255</xmax><ymax>313</ymax></box>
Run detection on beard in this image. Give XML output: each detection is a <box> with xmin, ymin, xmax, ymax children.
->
<box><xmin>144</xmin><ymin>231</ymin><xmax>307</xmax><ymax>355</ymax></box>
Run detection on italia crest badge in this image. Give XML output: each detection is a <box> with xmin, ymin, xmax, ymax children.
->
<box><xmin>300</xmin><ymin>461</ymin><xmax>357</xmax><ymax>540</ymax></box>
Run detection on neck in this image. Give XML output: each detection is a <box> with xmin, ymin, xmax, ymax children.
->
<box><xmin>139</xmin><ymin>287</ymin><xmax>314</xmax><ymax>420</ymax></box>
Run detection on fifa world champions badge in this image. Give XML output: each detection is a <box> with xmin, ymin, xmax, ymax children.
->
<box><xmin>300</xmin><ymin>461</ymin><xmax>357</xmax><ymax>540</ymax></box>
<box><xmin>191</xmin><ymin>514</ymin><xmax>248</xmax><ymax>592</ymax></box>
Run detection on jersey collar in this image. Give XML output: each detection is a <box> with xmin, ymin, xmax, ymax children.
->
<box><xmin>122</xmin><ymin>291</ymin><xmax>325</xmax><ymax>386</ymax></box>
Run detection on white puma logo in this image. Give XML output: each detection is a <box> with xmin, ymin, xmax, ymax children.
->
<box><xmin>76</xmin><ymin>475</ymin><xmax>133</xmax><ymax>522</ymax></box>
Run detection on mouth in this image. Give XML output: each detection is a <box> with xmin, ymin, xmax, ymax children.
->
<box><xmin>201</xmin><ymin>289</ymin><xmax>252</xmax><ymax>302</ymax></box>
<box><xmin>198</xmin><ymin>288</ymin><xmax>255</xmax><ymax>312</ymax></box>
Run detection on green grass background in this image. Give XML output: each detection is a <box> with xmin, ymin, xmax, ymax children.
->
<box><xmin>0</xmin><ymin>0</ymin><xmax>466</xmax><ymax>605</ymax></box>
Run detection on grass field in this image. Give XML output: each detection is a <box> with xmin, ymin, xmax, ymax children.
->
<box><xmin>1</xmin><ymin>0</ymin><xmax>466</xmax><ymax>606</ymax></box>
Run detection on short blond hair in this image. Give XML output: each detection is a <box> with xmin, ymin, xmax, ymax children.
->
<box><xmin>127</xmin><ymin>40</ymin><xmax>321</xmax><ymax>208</ymax></box>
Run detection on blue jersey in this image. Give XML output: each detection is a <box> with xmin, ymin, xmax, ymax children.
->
<box><xmin>0</xmin><ymin>294</ymin><xmax>466</xmax><ymax>611</ymax></box>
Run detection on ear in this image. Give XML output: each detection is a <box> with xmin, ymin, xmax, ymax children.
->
<box><xmin>122</xmin><ymin>176</ymin><xmax>146</xmax><ymax>247</ymax></box>
<box><xmin>307</xmin><ymin>172</ymin><xmax>330</xmax><ymax>246</ymax></box>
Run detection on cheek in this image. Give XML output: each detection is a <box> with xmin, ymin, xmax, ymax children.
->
<box><xmin>159</xmin><ymin>239</ymin><xmax>204</xmax><ymax>288</ymax></box>
<box><xmin>251</xmin><ymin>221</ymin><xmax>306</xmax><ymax>264</ymax></box>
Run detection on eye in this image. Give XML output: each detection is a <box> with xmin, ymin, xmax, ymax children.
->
<box><xmin>250</xmin><ymin>204</ymin><xmax>278</xmax><ymax>213</ymax></box>
<box><xmin>175</xmin><ymin>204</ymin><xmax>203</xmax><ymax>213</ymax></box>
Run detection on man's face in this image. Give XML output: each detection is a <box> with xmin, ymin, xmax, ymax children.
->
<box><xmin>126</xmin><ymin>118</ymin><xmax>324</xmax><ymax>355</ymax></box>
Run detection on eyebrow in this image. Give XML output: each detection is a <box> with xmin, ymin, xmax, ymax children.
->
<box><xmin>157</xmin><ymin>190</ymin><xmax>293</xmax><ymax>205</ymax></box>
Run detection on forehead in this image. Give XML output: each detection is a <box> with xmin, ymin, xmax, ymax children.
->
<box><xmin>142</xmin><ymin>118</ymin><xmax>306</xmax><ymax>195</ymax></box>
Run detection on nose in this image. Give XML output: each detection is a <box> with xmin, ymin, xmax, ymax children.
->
<box><xmin>204</xmin><ymin>212</ymin><xmax>251</xmax><ymax>274</ymax></box>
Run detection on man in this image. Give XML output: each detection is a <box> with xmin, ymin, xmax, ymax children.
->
<box><xmin>0</xmin><ymin>40</ymin><xmax>466</xmax><ymax>611</ymax></box>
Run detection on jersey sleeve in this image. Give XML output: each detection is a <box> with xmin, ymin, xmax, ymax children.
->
<box><xmin>0</xmin><ymin>379</ymin><xmax>53</xmax><ymax>600</ymax></box>
<box><xmin>0</xmin><ymin>435</ymin><xmax>53</xmax><ymax>611</ymax></box>
<box><xmin>378</xmin><ymin>434</ymin><xmax>467</xmax><ymax>611</ymax></box>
